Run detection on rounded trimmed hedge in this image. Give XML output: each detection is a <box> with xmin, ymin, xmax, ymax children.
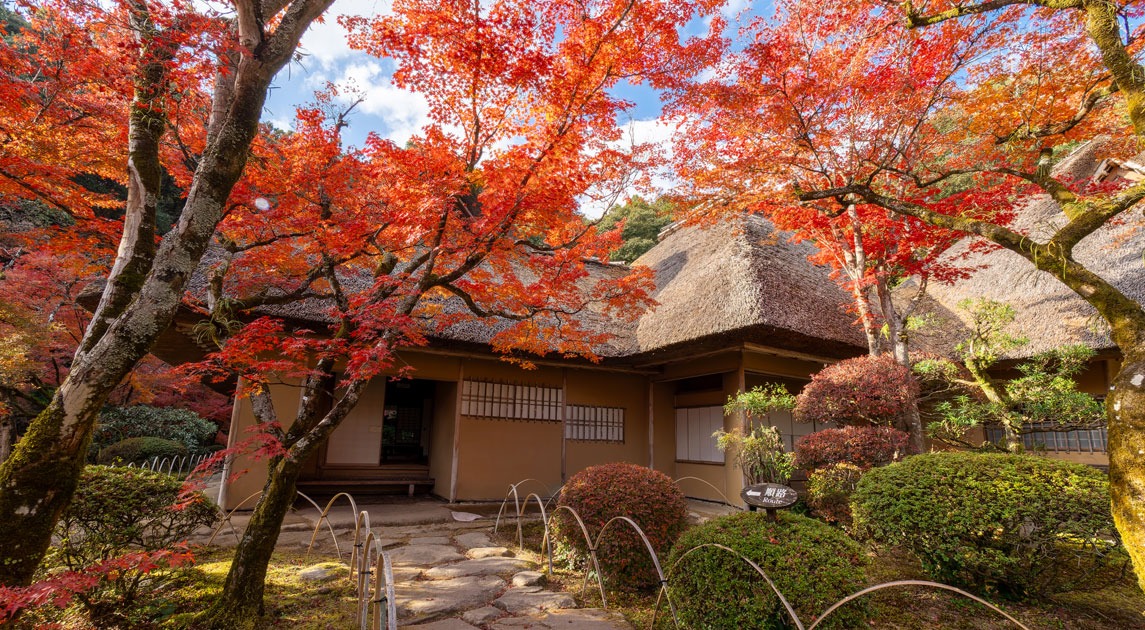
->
<box><xmin>554</xmin><ymin>462</ymin><xmax>688</xmax><ymax>589</ymax></box>
<box><xmin>96</xmin><ymin>436</ymin><xmax>187</xmax><ymax>465</ymax></box>
<box><xmin>851</xmin><ymin>452</ymin><xmax>1123</xmax><ymax>598</ymax></box>
<box><xmin>667</xmin><ymin>511</ymin><xmax>869</xmax><ymax>629</ymax></box>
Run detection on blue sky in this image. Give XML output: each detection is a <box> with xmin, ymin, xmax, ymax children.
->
<box><xmin>261</xmin><ymin>0</ymin><xmax>753</xmax><ymax>216</ymax></box>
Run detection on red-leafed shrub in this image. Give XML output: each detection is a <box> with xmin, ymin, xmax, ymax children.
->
<box><xmin>554</xmin><ymin>462</ymin><xmax>687</xmax><ymax>589</ymax></box>
<box><xmin>794</xmin><ymin>426</ymin><xmax>911</xmax><ymax>471</ymax></box>
<box><xmin>794</xmin><ymin>355</ymin><xmax>918</xmax><ymax>426</ymax></box>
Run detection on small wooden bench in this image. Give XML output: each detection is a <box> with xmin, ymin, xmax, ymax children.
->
<box><xmin>297</xmin><ymin>478</ymin><xmax>435</xmax><ymax>497</ymax></box>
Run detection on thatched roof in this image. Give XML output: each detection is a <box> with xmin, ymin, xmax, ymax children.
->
<box><xmin>85</xmin><ymin>215</ymin><xmax>866</xmax><ymax>365</ymax></box>
<box><xmin>177</xmin><ymin>245</ymin><xmax>639</xmax><ymax>359</ymax></box>
<box><xmin>906</xmin><ymin>139</ymin><xmax>1145</xmax><ymax>360</ymax></box>
<box><xmin>629</xmin><ymin>214</ymin><xmax>865</xmax><ymax>360</ymax></box>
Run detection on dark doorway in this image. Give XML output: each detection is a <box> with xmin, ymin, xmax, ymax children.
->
<box><xmin>382</xmin><ymin>379</ymin><xmax>434</xmax><ymax>465</ymax></box>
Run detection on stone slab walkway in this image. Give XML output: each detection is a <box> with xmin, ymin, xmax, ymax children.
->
<box><xmin>364</xmin><ymin>521</ymin><xmax>629</xmax><ymax>629</ymax></box>
<box><xmin>198</xmin><ymin>499</ymin><xmax>632</xmax><ymax>630</ymax></box>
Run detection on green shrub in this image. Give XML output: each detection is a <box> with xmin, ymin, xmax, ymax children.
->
<box><xmin>667</xmin><ymin>511</ymin><xmax>868</xmax><ymax>629</ymax></box>
<box><xmin>96</xmin><ymin>436</ymin><xmax>188</xmax><ymax>465</ymax></box>
<box><xmin>715</xmin><ymin>425</ymin><xmax>795</xmax><ymax>485</ymax></box>
<box><xmin>91</xmin><ymin>405</ymin><xmax>217</xmax><ymax>457</ymax></box>
<box><xmin>51</xmin><ymin>466</ymin><xmax>217</xmax><ymax>626</ymax></box>
<box><xmin>851</xmin><ymin>452</ymin><xmax>1124</xmax><ymax>598</ymax></box>
<box><xmin>554</xmin><ymin>462</ymin><xmax>688</xmax><ymax>589</ymax></box>
<box><xmin>806</xmin><ymin>463</ymin><xmax>864</xmax><ymax>528</ymax></box>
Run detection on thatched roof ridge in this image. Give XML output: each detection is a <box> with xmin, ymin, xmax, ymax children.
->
<box><xmin>631</xmin><ymin>214</ymin><xmax>865</xmax><ymax>358</ymax></box>
<box><xmin>907</xmin><ymin>139</ymin><xmax>1145</xmax><ymax>360</ymax></box>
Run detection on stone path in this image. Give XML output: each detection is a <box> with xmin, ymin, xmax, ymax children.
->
<box><xmin>383</xmin><ymin>522</ymin><xmax>629</xmax><ymax>629</ymax></box>
<box><xmin>260</xmin><ymin>515</ymin><xmax>631</xmax><ymax>629</ymax></box>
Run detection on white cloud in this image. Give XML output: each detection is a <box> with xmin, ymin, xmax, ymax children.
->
<box><xmin>297</xmin><ymin>0</ymin><xmax>392</xmax><ymax>69</ymax></box>
<box><xmin>578</xmin><ymin>117</ymin><xmax>681</xmax><ymax>219</ymax></box>
<box><xmin>336</xmin><ymin>62</ymin><xmax>430</xmax><ymax>146</ymax></box>
<box><xmin>721</xmin><ymin>0</ymin><xmax>751</xmax><ymax>20</ymax></box>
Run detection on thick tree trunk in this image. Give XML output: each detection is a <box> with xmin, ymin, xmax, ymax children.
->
<box><xmin>0</xmin><ymin>0</ymin><xmax>334</xmax><ymax>587</ymax></box>
<box><xmin>0</xmin><ymin>418</ymin><xmax>12</xmax><ymax>465</ymax></box>
<box><xmin>201</xmin><ymin>375</ymin><xmax>366</xmax><ymax>625</ymax></box>
<box><xmin>199</xmin><ymin>456</ymin><xmax>303</xmax><ymax>630</ymax></box>
<box><xmin>1108</xmin><ymin>348</ymin><xmax>1145</xmax><ymax>593</ymax></box>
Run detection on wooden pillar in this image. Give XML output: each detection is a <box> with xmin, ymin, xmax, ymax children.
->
<box><xmin>449</xmin><ymin>363</ymin><xmax>464</xmax><ymax>503</ymax></box>
<box><xmin>560</xmin><ymin>368</ymin><xmax>568</xmax><ymax>483</ymax></box>
<box><xmin>647</xmin><ymin>380</ymin><xmax>655</xmax><ymax>469</ymax></box>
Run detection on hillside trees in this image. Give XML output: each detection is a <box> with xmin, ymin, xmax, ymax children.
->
<box><xmin>0</xmin><ymin>0</ymin><xmax>335</xmax><ymax>587</ymax></box>
<box><xmin>597</xmin><ymin>195</ymin><xmax>676</xmax><ymax>262</ymax></box>
<box><xmin>678</xmin><ymin>0</ymin><xmax>1145</xmax><ymax>588</ymax></box>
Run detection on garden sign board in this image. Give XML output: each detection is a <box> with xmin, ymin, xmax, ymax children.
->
<box><xmin>741</xmin><ymin>483</ymin><xmax>798</xmax><ymax>520</ymax></box>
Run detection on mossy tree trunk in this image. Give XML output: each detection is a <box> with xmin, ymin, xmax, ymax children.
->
<box><xmin>1108</xmin><ymin>348</ymin><xmax>1145</xmax><ymax>591</ymax></box>
<box><xmin>200</xmin><ymin>371</ymin><xmax>368</xmax><ymax>627</ymax></box>
<box><xmin>0</xmin><ymin>0</ymin><xmax>333</xmax><ymax>587</ymax></box>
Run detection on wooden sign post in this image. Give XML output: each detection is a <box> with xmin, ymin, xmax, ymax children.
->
<box><xmin>740</xmin><ymin>483</ymin><xmax>798</xmax><ymax>522</ymax></box>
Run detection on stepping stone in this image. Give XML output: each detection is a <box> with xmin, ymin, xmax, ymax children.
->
<box><xmin>388</xmin><ymin>544</ymin><xmax>465</xmax><ymax>566</ymax></box>
<box><xmin>533</xmin><ymin>608</ymin><xmax>632</xmax><ymax>629</ymax></box>
<box><xmin>489</xmin><ymin>619</ymin><xmax>541</xmax><ymax>628</ymax></box>
<box><xmin>455</xmin><ymin>532</ymin><xmax>493</xmax><ymax>549</ymax></box>
<box><xmin>298</xmin><ymin>564</ymin><xmax>341</xmax><ymax>582</ymax></box>
<box><xmin>424</xmin><ymin>557</ymin><xmax>532</xmax><ymax>579</ymax></box>
<box><xmin>511</xmin><ymin>571</ymin><xmax>544</xmax><ymax>587</ymax></box>
<box><xmin>410</xmin><ymin>536</ymin><xmax>452</xmax><ymax>545</ymax></box>
<box><xmin>462</xmin><ymin>606</ymin><xmax>505</xmax><ymax>626</ymax></box>
<box><xmin>392</xmin><ymin>566</ymin><xmax>423</xmax><ymax>582</ymax></box>
<box><xmin>396</xmin><ymin>575</ymin><xmax>506</xmax><ymax>619</ymax></box>
<box><xmin>401</xmin><ymin>619</ymin><xmax>480</xmax><ymax>630</ymax></box>
<box><xmin>467</xmin><ymin>546</ymin><xmax>511</xmax><ymax>559</ymax></box>
<box><xmin>493</xmin><ymin>587</ymin><xmax>576</xmax><ymax>615</ymax></box>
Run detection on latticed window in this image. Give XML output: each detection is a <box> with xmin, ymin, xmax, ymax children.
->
<box><xmin>986</xmin><ymin>424</ymin><xmax>1108</xmax><ymax>453</ymax></box>
<box><xmin>461</xmin><ymin>379</ymin><xmax>563</xmax><ymax>421</ymax></box>
<box><xmin>565</xmin><ymin>405</ymin><xmax>625</xmax><ymax>442</ymax></box>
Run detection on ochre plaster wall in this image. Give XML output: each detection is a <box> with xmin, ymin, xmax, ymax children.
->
<box><xmin>742</xmin><ymin>353</ymin><xmax>825</xmax><ymax>379</ymax></box>
<box><xmin>455</xmin><ymin>417</ymin><xmax>562</xmax><ymax>500</ymax></box>
<box><xmin>722</xmin><ymin>371</ymin><xmax>745</xmax><ymax>507</ymax></box>
<box><xmin>651</xmin><ymin>381</ymin><xmax>677</xmax><ymax>475</ymax></box>
<box><xmin>453</xmin><ymin>360</ymin><xmax>564</xmax><ymax>500</ymax></box>
<box><xmin>222</xmin><ymin>379</ymin><xmax>302</xmax><ymax>510</ymax></box>
<box><xmin>565</xmin><ymin>371</ymin><xmax>649</xmax><ymax>481</ymax></box>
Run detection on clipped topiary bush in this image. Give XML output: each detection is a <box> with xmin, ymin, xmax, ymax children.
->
<box><xmin>667</xmin><ymin>511</ymin><xmax>869</xmax><ymax>629</ymax></box>
<box><xmin>96</xmin><ymin>436</ymin><xmax>187</xmax><ymax>466</ymax></box>
<box><xmin>51</xmin><ymin>466</ymin><xmax>217</xmax><ymax>626</ymax></box>
<box><xmin>806</xmin><ymin>463</ymin><xmax>865</xmax><ymax>528</ymax></box>
<box><xmin>554</xmin><ymin>462</ymin><xmax>688</xmax><ymax>589</ymax></box>
<box><xmin>852</xmin><ymin>452</ymin><xmax>1125</xmax><ymax>598</ymax></box>
<box><xmin>794</xmin><ymin>355</ymin><xmax>917</xmax><ymax>426</ymax></box>
<box><xmin>794</xmin><ymin>425</ymin><xmax>910</xmax><ymax>472</ymax></box>
<box><xmin>92</xmin><ymin>405</ymin><xmax>217</xmax><ymax>456</ymax></box>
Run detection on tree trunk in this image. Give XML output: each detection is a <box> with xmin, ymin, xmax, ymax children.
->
<box><xmin>0</xmin><ymin>418</ymin><xmax>12</xmax><ymax>465</ymax></box>
<box><xmin>199</xmin><ymin>456</ymin><xmax>303</xmax><ymax>630</ymax></box>
<box><xmin>1108</xmin><ymin>348</ymin><xmax>1145</xmax><ymax>593</ymax></box>
<box><xmin>0</xmin><ymin>0</ymin><xmax>334</xmax><ymax>586</ymax></box>
<box><xmin>201</xmin><ymin>375</ymin><xmax>366</xmax><ymax>625</ymax></box>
